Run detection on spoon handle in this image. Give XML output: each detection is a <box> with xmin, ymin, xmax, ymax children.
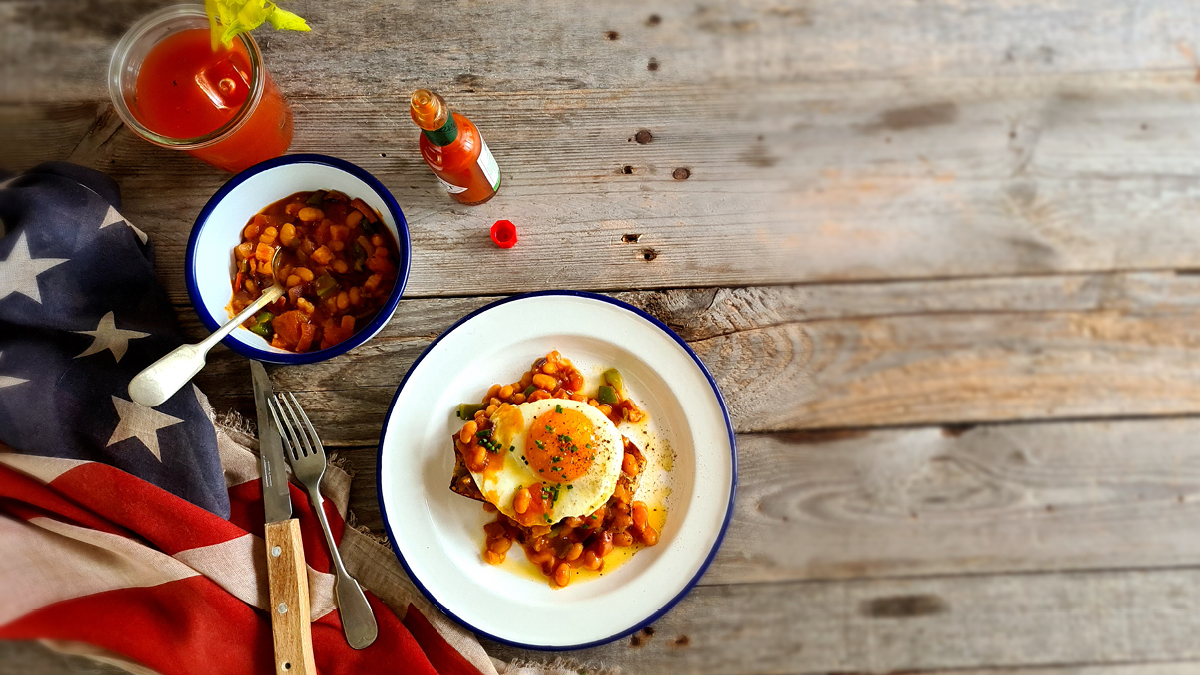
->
<box><xmin>128</xmin><ymin>286</ymin><xmax>284</xmax><ymax>407</ymax></box>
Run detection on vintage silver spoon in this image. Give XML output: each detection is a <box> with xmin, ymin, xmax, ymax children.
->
<box><xmin>129</xmin><ymin>247</ymin><xmax>285</xmax><ymax>408</ymax></box>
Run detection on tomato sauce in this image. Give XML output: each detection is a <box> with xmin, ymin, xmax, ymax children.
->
<box><xmin>132</xmin><ymin>28</ymin><xmax>292</xmax><ymax>172</ymax></box>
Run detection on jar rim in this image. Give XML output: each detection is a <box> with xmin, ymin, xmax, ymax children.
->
<box><xmin>107</xmin><ymin>4</ymin><xmax>266</xmax><ymax>149</ymax></box>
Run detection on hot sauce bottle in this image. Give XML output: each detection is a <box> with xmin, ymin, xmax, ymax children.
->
<box><xmin>410</xmin><ymin>89</ymin><xmax>501</xmax><ymax>205</ymax></box>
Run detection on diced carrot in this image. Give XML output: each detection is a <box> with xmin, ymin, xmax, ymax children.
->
<box><xmin>310</xmin><ymin>245</ymin><xmax>335</xmax><ymax>265</ymax></box>
<box><xmin>255</xmin><ymin>242</ymin><xmax>275</xmax><ymax>263</ymax></box>
<box><xmin>296</xmin><ymin>323</ymin><xmax>317</xmax><ymax>352</ymax></box>
<box><xmin>272</xmin><ymin>310</ymin><xmax>307</xmax><ymax>349</ymax></box>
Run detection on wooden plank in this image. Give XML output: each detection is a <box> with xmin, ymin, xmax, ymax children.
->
<box><xmin>341</xmin><ymin>417</ymin><xmax>1200</xmax><ymax>586</ymax></box>
<box><xmin>182</xmin><ymin>272</ymin><xmax>1200</xmax><ymax>444</ymax></box>
<box><xmin>11</xmin><ymin>71</ymin><xmax>1200</xmax><ymax>297</ymax></box>
<box><xmin>480</xmin><ymin>567</ymin><xmax>1200</xmax><ymax>674</ymax></box>
<box><xmin>6</xmin><ymin>0</ymin><xmax>1200</xmax><ymax>102</ymax></box>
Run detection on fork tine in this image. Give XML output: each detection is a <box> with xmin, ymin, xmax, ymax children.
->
<box><xmin>286</xmin><ymin>392</ymin><xmax>325</xmax><ymax>457</ymax></box>
<box><xmin>266</xmin><ymin>397</ymin><xmax>300</xmax><ymax>462</ymax></box>
<box><xmin>277</xmin><ymin>393</ymin><xmax>316</xmax><ymax>458</ymax></box>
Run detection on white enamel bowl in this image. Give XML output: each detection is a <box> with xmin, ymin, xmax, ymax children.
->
<box><xmin>376</xmin><ymin>292</ymin><xmax>737</xmax><ymax>649</ymax></box>
<box><xmin>186</xmin><ymin>154</ymin><xmax>410</xmax><ymax>364</ymax></box>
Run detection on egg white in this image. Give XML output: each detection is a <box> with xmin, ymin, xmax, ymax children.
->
<box><xmin>469</xmin><ymin>398</ymin><xmax>623</xmax><ymax>523</ymax></box>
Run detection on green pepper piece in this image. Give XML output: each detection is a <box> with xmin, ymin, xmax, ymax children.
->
<box><xmin>360</xmin><ymin>219</ymin><xmax>376</xmax><ymax>235</ymax></box>
<box><xmin>523</xmin><ymin>384</ymin><xmax>536</xmax><ymax>396</ymax></box>
<box><xmin>597</xmin><ymin>385</ymin><xmax>619</xmax><ymax>406</ymax></box>
<box><xmin>603</xmin><ymin>368</ymin><xmax>623</xmax><ymax>393</ymax></box>
<box><xmin>305</xmin><ymin>190</ymin><xmax>327</xmax><ymax>206</ymax></box>
<box><xmin>249</xmin><ymin>311</ymin><xmax>274</xmax><ymax>339</ymax></box>
<box><xmin>314</xmin><ymin>273</ymin><xmax>340</xmax><ymax>299</ymax></box>
<box><xmin>456</xmin><ymin>403</ymin><xmax>485</xmax><ymax>419</ymax></box>
<box><xmin>352</xmin><ymin>242</ymin><xmax>367</xmax><ymax>272</ymax></box>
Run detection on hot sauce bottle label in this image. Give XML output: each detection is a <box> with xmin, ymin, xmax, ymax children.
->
<box><xmin>437</xmin><ymin>176</ymin><xmax>469</xmax><ymax>194</ymax></box>
<box><xmin>478</xmin><ymin>140</ymin><xmax>501</xmax><ymax>191</ymax></box>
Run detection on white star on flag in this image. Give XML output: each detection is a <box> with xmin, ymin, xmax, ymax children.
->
<box><xmin>74</xmin><ymin>311</ymin><xmax>150</xmax><ymax>363</ymax></box>
<box><xmin>99</xmin><ymin>205</ymin><xmax>149</xmax><ymax>245</ymax></box>
<box><xmin>106</xmin><ymin>396</ymin><xmax>184</xmax><ymax>461</ymax></box>
<box><xmin>0</xmin><ymin>351</ymin><xmax>28</xmax><ymax>390</ymax></box>
<box><xmin>0</xmin><ymin>231</ymin><xmax>69</xmax><ymax>305</ymax></box>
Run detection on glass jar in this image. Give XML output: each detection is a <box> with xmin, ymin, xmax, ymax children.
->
<box><xmin>108</xmin><ymin>5</ymin><xmax>293</xmax><ymax>173</ymax></box>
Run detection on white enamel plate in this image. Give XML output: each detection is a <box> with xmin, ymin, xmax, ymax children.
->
<box><xmin>376</xmin><ymin>291</ymin><xmax>736</xmax><ymax>649</ymax></box>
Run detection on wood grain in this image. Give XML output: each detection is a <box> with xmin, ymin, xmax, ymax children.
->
<box><xmin>482</xmin><ymin>567</ymin><xmax>1200</xmax><ymax>675</ymax></box>
<box><xmin>340</xmin><ymin>416</ymin><xmax>1200</xmax><ymax>587</ymax></box>
<box><xmin>173</xmin><ymin>273</ymin><xmax>1200</xmax><ymax>445</ymax></box>
<box><xmin>13</xmin><ymin>71</ymin><xmax>1200</xmax><ymax>298</ymax></box>
<box><xmin>6</xmin><ymin>0</ymin><xmax>1200</xmax><ymax>102</ymax></box>
<box><xmin>263</xmin><ymin>520</ymin><xmax>317</xmax><ymax>675</ymax></box>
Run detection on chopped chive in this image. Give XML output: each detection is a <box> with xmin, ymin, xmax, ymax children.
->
<box><xmin>535</xmin><ymin>440</ymin><xmax>545</xmax><ymax>449</ymax></box>
<box><xmin>545</xmin><ymin>425</ymin><xmax>554</xmax><ymax>432</ymax></box>
<box><xmin>567</xmin><ymin>485</ymin><xmax>573</xmax><ymax>490</ymax></box>
<box><xmin>555</xmin><ymin>404</ymin><xmax>564</xmax><ymax>413</ymax></box>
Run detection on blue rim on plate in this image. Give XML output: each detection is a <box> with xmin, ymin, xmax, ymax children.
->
<box><xmin>375</xmin><ymin>290</ymin><xmax>738</xmax><ymax>651</ymax></box>
<box><xmin>185</xmin><ymin>154</ymin><xmax>412</xmax><ymax>365</ymax></box>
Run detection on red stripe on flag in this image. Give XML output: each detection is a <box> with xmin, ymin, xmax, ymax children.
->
<box><xmin>404</xmin><ymin>604</ymin><xmax>486</xmax><ymax>675</ymax></box>
<box><xmin>0</xmin><ymin>464</ymin><xmax>130</xmax><ymax>537</ymax></box>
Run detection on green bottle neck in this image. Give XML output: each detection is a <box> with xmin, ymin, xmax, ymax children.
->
<box><xmin>422</xmin><ymin>114</ymin><xmax>458</xmax><ymax>146</ymax></box>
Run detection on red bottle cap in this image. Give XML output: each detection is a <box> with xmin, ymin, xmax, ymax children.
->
<box><xmin>490</xmin><ymin>220</ymin><xmax>517</xmax><ymax>248</ymax></box>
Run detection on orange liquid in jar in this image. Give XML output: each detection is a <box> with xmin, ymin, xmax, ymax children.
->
<box><xmin>132</xmin><ymin>28</ymin><xmax>292</xmax><ymax>172</ymax></box>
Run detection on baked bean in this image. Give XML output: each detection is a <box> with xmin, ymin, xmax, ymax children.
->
<box><xmin>640</xmin><ymin>524</ymin><xmax>659</xmax><ymax>546</ymax></box>
<box><xmin>243</xmin><ymin>222</ymin><xmax>261</xmax><ymax>239</ymax></box>
<box><xmin>331</xmin><ymin>259</ymin><xmax>349</xmax><ymax>274</ymax></box>
<box><xmin>470</xmin><ymin>445</ymin><xmax>487</xmax><ymax>467</ymax></box>
<box><xmin>285</xmin><ymin>202</ymin><xmax>303</xmax><ymax>216</ymax></box>
<box><xmin>583</xmin><ymin>550</ymin><xmax>602</xmax><ymax>570</ymax></box>
<box><xmin>488</xmin><ymin>537</ymin><xmax>512</xmax><ymax>554</ymax></box>
<box><xmin>513</xmin><ymin>487</ymin><xmax>531</xmax><ymax>514</ymax></box>
<box><xmin>622</xmin><ymin>453</ymin><xmax>639</xmax><ymax>477</ymax></box>
<box><xmin>613</xmin><ymin>513</ymin><xmax>632</xmax><ymax>531</ymax></box>
<box><xmin>564</xmin><ymin>542</ymin><xmax>583</xmax><ymax>561</ymax></box>
<box><xmin>458</xmin><ymin>421</ymin><xmax>477</xmax><ymax>444</ymax></box>
<box><xmin>336</xmin><ymin>291</ymin><xmax>350</xmax><ymax>310</ymax></box>
<box><xmin>510</xmin><ymin>393</ymin><xmax>526</xmax><ymax>404</ymax></box>
<box><xmin>486</xmin><ymin>384</ymin><xmax>502</xmax><ymax>400</ymax></box>
<box><xmin>485</xmin><ymin>404</ymin><xmax>497</xmax><ymax>415</ymax></box>
<box><xmin>244</xmin><ymin>278</ymin><xmax>258</xmax><ymax>295</ymax></box>
<box><xmin>295</xmin><ymin>267</ymin><xmax>314</xmax><ymax>282</ymax></box>
<box><xmin>259</xmin><ymin>226</ymin><xmax>278</xmax><ymax>245</ymax></box>
<box><xmin>528</xmin><ymin>390</ymin><xmax>551</xmax><ymax>402</ymax></box>
<box><xmin>297</xmin><ymin>298</ymin><xmax>315</xmax><ymax>314</ymax></box>
<box><xmin>541</xmin><ymin>361</ymin><xmax>558</xmax><ymax>375</ymax></box>
<box><xmin>519</xmin><ymin>372</ymin><xmax>534</xmax><ymax>388</ymax></box>
<box><xmin>482</xmin><ymin>501</ymin><xmax>496</xmax><ymax>513</ymax></box>
<box><xmin>613</xmin><ymin>531</ymin><xmax>634</xmax><ymax>547</ymax></box>
<box><xmin>372</xmin><ymin>234</ymin><xmax>385</xmax><ymax>247</ymax></box>
<box><xmin>631</xmin><ymin>501</ymin><xmax>649</xmax><ymax>528</ymax></box>
<box><xmin>345</xmin><ymin>210</ymin><xmax>364</xmax><ymax>227</ymax></box>
<box><xmin>483</xmin><ymin>550</ymin><xmax>503</xmax><ymax>565</ymax></box>
<box><xmin>349</xmin><ymin>287</ymin><xmax>361</xmax><ymax>306</ymax></box>
<box><xmin>280</xmin><ymin>222</ymin><xmax>297</xmax><ymax>247</ymax></box>
<box><xmin>598</xmin><ymin>404</ymin><xmax>612</xmax><ymax>416</ymax></box>
<box><xmin>285</xmin><ymin>274</ymin><xmax>301</xmax><ymax>288</ymax></box>
<box><xmin>531</xmin><ymin>373</ymin><xmax>557</xmax><ymax>390</ymax></box>
<box><xmin>330</xmin><ymin>240</ymin><xmax>345</xmax><ymax>252</ymax></box>
<box><xmin>499</xmin><ymin>385</ymin><xmax>513</xmax><ymax>400</ymax></box>
<box><xmin>297</xmin><ymin>207</ymin><xmax>323</xmax><ymax>222</ymax></box>
<box><xmin>553</xmin><ymin>562</ymin><xmax>571</xmax><ymax>587</ymax></box>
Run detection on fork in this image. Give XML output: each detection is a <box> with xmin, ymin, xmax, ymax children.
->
<box><xmin>268</xmin><ymin>392</ymin><xmax>379</xmax><ymax>650</ymax></box>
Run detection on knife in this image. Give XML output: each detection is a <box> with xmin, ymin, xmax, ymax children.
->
<box><xmin>252</xmin><ymin>361</ymin><xmax>317</xmax><ymax>675</ymax></box>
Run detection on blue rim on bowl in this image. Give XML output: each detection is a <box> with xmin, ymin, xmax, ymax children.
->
<box><xmin>186</xmin><ymin>154</ymin><xmax>411</xmax><ymax>365</ymax></box>
<box><xmin>375</xmin><ymin>290</ymin><xmax>738</xmax><ymax>650</ymax></box>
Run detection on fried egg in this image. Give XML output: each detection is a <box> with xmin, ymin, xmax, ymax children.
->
<box><xmin>469</xmin><ymin>398</ymin><xmax>623</xmax><ymax>525</ymax></box>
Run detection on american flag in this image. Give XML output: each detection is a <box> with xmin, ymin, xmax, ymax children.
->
<box><xmin>0</xmin><ymin>163</ymin><xmax>510</xmax><ymax>675</ymax></box>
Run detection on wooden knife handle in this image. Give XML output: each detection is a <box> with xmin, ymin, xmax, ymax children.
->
<box><xmin>265</xmin><ymin>519</ymin><xmax>317</xmax><ymax>675</ymax></box>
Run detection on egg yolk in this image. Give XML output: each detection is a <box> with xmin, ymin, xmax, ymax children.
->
<box><xmin>525</xmin><ymin>408</ymin><xmax>597</xmax><ymax>483</ymax></box>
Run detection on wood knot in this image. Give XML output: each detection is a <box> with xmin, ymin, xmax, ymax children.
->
<box><xmin>641</xmin><ymin>248</ymin><xmax>658</xmax><ymax>262</ymax></box>
<box><xmin>862</xmin><ymin>594</ymin><xmax>947</xmax><ymax>618</ymax></box>
<box><xmin>647</xmin><ymin>14</ymin><xmax>662</xmax><ymax>25</ymax></box>
<box><xmin>605</xmin><ymin>30</ymin><xmax>620</xmax><ymax>40</ymax></box>
<box><xmin>622</xmin><ymin>165</ymin><xmax>634</xmax><ymax>174</ymax></box>
<box><xmin>670</xmin><ymin>635</ymin><xmax>690</xmax><ymax>647</ymax></box>
<box><xmin>673</xmin><ymin>167</ymin><xmax>691</xmax><ymax>180</ymax></box>
<box><xmin>648</xmin><ymin>58</ymin><xmax>659</xmax><ymax>71</ymax></box>
<box><xmin>622</xmin><ymin>233</ymin><xmax>642</xmax><ymax>243</ymax></box>
<box><xmin>635</xmin><ymin>129</ymin><xmax>654</xmax><ymax>144</ymax></box>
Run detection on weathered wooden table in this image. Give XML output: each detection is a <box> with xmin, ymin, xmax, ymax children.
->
<box><xmin>9</xmin><ymin>0</ymin><xmax>1200</xmax><ymax>672</ymax></box>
